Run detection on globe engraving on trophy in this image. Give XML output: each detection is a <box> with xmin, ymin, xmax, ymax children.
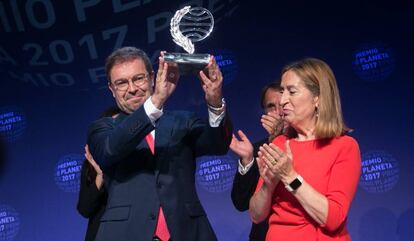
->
<box><xmin>164</xmin><ymin>6</ymin><xmax>215</xmax><ymax>74</ymax></box>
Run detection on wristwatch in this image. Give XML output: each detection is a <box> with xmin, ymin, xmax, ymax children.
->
<box><xmin>285</xmin><ymin>175</ymin><xmax>303</xmax><ymax>192</ymax></box>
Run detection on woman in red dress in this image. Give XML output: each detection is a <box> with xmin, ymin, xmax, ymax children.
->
<box><xmin>249</xmin><ymin>58</ymin><xmax>361</xmax><ymax>241</ymax></box>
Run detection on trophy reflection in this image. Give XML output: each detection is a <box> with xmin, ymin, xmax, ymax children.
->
<box><xmin>164</xmin><ymin>6</ymin><xmax>214</xmax><ymax>74</ymax></box>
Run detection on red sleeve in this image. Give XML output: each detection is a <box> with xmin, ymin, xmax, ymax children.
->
<box><xmin>321</xmin><ymin>137</ymin><xmax>361</xmax><ymax>232</ymax></box>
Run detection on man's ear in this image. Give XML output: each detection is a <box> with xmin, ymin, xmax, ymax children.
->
<box><xmin>108</xmin><ymin>82</ymin><xmax>116</xmax><ymax>97</ymax></box>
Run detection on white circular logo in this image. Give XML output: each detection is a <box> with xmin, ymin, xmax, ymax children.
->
<box><xmin>170</xmin><ymin>6</ymin><xmax>214</xmax><ymax>54</ymax></box>
<box><xmin>180</xmin><ymin>7</ymin><xmax>214</xmax><ymax>42</ymax></box>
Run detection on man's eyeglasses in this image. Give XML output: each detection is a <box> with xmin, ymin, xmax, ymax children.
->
<box><xmin>112</xmin><ymin>74</ymin><xmax>149</xmax><ymax>91</ymax></box>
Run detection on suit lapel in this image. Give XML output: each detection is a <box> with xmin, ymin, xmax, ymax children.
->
<box><xmin>114</xmin><ymin>112</ymin><xmax>150</xmax><ymax>151</ymax></box>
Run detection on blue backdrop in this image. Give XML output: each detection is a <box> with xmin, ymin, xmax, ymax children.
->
<box><xmin>1</xmin><ymin>0</ymin><xmax>413</xmax><ymax>240</ymax></box>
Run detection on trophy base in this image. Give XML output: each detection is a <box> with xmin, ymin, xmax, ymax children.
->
<box><xmin>164</xmin><ymin>52</ymin><xmax>210</xmax><ymax>75</ymax></box>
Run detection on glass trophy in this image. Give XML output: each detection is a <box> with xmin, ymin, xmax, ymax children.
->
<box><xmin>164</xmin><ymin>6</ymin><xmax>214</xmax><ymax>74</ymax></box>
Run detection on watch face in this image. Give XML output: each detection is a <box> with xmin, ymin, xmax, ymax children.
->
<box><xmin>289</xmin><ymin>178</ymin><xmax>302</xmax><ymax>190</ymax></box>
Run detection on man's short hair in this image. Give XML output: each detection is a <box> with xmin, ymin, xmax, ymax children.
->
<box><xmin>105</xmin><ymin>47</ymin><xmax>153</xmax><ymax>82</ymax></box>
<box><xmin>260</xmin><ymin>81</ymin><xmax>281</xmax><ymax>109</ymax></box>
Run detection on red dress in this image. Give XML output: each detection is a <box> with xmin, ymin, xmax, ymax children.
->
<box><xmin>255</xmin><ymin>135</ymin><xmax>361</xmax><ymax>241</ymax></box>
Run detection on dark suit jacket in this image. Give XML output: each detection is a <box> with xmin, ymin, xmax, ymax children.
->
<box><xmin>231</xmin><ymin>138</ymin><xmax>269</xmax><ymax>241</ymax></box>
<box><xmin>87</xmin><ymin>107</ymin><xmax>232</xmax><ymax>241</ymax></box>
<box><xmin>77</xmin><ymin>161</ymin><xmax>108</xmax><ymax>241</ymax></box>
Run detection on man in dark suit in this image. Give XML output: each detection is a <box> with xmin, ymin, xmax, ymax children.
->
<box><xmin>230</xmin><ymin>82</ymin><xmax>283</xmax><ymax>241</ymax></box>
<box><xmin>87</xmin><ymin>47</ymin><xmax>232</xmax><ymax>241</ymax></box>
<box><xmin>77</xmin><ymin>106</ymin><xmax>119</xmax><ymax>241</ymax></box>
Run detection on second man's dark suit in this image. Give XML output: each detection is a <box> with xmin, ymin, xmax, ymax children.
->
<box><xmin>87</xmin><ymin>107</ymin><xmax>232</xmax><ymax>241</ymax></box>
<box><xmin>77</xmin><ymin>161</ymin><xmax>107</xmax><ymax>241</ymax></box>
<box><xmin>231</xmin><ymin>139</ymin><xmax>269</xmax><ymax>241</ymax></box>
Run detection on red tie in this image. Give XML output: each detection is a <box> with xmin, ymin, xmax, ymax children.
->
<box><xmin>145</xmin><ymin>133</ymin><xmax>155</xmax><ymax>155</ymax></box>
<box><xmin>145</xmin><ymin>133</ymin><xmax>170</xmax><ymax>241</ymax></box>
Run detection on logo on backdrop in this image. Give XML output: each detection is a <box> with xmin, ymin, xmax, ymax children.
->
<box><xmin>0</xmin><ymin>106</ymin><xmax>27</xmax><ymax>142</ymax></box>
<box><xmin>0</xmin><ymin>205</ymin><xmax>20</xmax><ymax>241</ymax></box>
<box><xmin>54</xmin><ymin>153</ymin><xmax>83</xmax><ymax>193</ymax></box>
<box><xmin>352</xmin><ymin>42</ymin><xmax>395</xmax><ymax>82</ymax></box>
<box><xmin>359</xmin><ymin>150</ymin><xmax>399</xmax><ymax>193</ymax></box>
<box><xmin>196</xmin><ymin>155</ymin><xmax>236</xmax><ymax>193</ymax></box>
<box><xmin>213</xmin><ymin>50</ymin><xmax>238</xmax><ymax>86</ymax></box>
